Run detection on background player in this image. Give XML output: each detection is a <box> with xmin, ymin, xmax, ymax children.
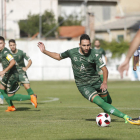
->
<box><xmin>38</xmin><ymin>34</ymin><xmax>139</xmax><ymax>125</ymax></box>
<box><xmin>118</xmin><ymin>28</ymin><xmax>140</xmax><ymax>77</ymax></box>
<box><xmin>8</xmin><ymin>39</ymin><xmax>37</xmax><ymax>102</ymax></box>
<box><xmin>0</xmin><ymin>36</ymin><xmax>37</xmax><ymax>112</ymax></box>
<box><xmin>93</xmin><ymin>39</ymin><xmax>107</xmax><ymax>81</ymax></box>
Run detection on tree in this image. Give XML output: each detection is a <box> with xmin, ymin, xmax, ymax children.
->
<box><xmin>58</xmin><ymin>13</ymin><xmax>83</xmax><ymax>26</ymax></box>
<box><xmin>18</xmin><ymin>10</ymin><xmax>57</xmax><ymax>38</ymax></box>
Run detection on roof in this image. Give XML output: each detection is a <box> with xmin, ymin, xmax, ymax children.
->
<box><xmin>95</xmin><ymin>15</ymin><xmax>140</xmax><ymax>31</ymax></box>
<box><xmin>59</xmin><ymin>26</ymin><xmax>85</xmax><ymax>38</ymax></box>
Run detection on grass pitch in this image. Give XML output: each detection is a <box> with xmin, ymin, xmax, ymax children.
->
<box><xmin>0</xmin><ymin>81</ymin><xmax>140</xmax><ymax>140</ymax></box>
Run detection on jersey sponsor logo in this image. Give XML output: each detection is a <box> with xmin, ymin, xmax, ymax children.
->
<box><xmin>80</xmin><ymin>63</ymin><xmax>86</xmax><ymax>71</ymax></box>
<box><xmin>74</xmin><ymin>57</ymin><xmax>78</xmax><ymax>61</ymax></box>
<box><xmin>6</xmin><ymin>54</ymin><xmax>13</xmax><ymax>61</ymax></box>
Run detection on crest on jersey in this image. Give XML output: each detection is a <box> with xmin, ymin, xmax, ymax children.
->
<box><xmin>95</xmin><ymin>54</ymin><xmax>98</xmax><ymax>57</ymax></box>
<box><xmin>4</xmin><ymin>51</ymin><xmax>7</xmax><ymax>54</ymax></box>
<box><xmin>99</xmin><ymin>57</ymin><xmax>103</xmax><ymax>63</ymax></box>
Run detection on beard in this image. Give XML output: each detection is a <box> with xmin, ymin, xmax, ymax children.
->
<box><xmin>81</xmin><ymin>47</ymin><xmax>90</xmax><ymax>55</ymax></box>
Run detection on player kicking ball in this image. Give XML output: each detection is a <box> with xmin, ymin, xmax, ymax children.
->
<box><xmin>8</xmin><ymin>39</ymin><xmax>37</xmax><ymax>105</ymax></box>
<box><xmin>0</xmin><ymin>36</ymin><xmax>37</xmax><ymax>112</ymax></box>
<box><xmin>38</xmin><ymin>34</ymin><xmax>140</xmax><ymax>125</ymax></box>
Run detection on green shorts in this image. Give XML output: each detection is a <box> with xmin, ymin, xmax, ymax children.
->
<box><xmin>19</xmin><ymin>72</ymin><xmax>30</xmax><ymax>84</ymax></box>
<box><xmin>1</xmin><ymin>73</ymin><xmax>20</xmax><ymax>94</ymax></box>
<box><xmin>77</xmin><ymin>81</ymin><xmax>108</xmax><ymax>102</ymax></box>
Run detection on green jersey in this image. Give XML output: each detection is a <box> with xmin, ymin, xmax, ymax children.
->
<box><xmin>0</xmin><ymin>47</ymin><xmax>17</xmax><ymax>74</ymax></box>
<box><xmin>11</xmin><ymin>49</ymin><xmax>30</xmax><ymax>74</ymax></box>
<box><xmin>93</xmin><ymin>47</ymin><xmax>106</xmax><ymax>57</ymax></box>
<box><xmin>60</xmin><ymin>47</ymin><xmax>105</xmax><ymax>86</ymax></box>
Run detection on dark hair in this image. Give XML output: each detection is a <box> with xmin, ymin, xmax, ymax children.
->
<box><xmin>0</xmin><ymin>36</ymin><xmax>5</xmax><ymax>42</ymax></box>
<box><xmin>9</xmin><ymin>39</ymin><xmax>16</xmax><ymax>44</ymax></box>
<box><xmin>80</xmin><ymin>34</ymin><xmax>90</xmax><ymax>44</ymax></box>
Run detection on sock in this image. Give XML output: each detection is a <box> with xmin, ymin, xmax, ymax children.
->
<box><xmin>101</xmin><ymin>93</ymin><xmax>112</xmax><ymax>104</ymax></box>
<box><xmin>0</xmin><ymin>89</ymin><xmax>13</xmax><ymax>106</ymax></box>
<box><xmin>100</xmin><ymin>74</ymin><xmax>103</xmax><ymax>82</ymax></box>
<box><xmin>93</xmin><ymin>96</ymin><xmax>125</xmax><ymax>118</ymax></box>
<box><xmin>8</xmin><ymin>94</ymin><xmax>31</xmax><ymax>101</ymax></box>
<box><xmin>27</xmin><ymin>88</ymin><xmax>34</xmax><ymax>95</ymax></box>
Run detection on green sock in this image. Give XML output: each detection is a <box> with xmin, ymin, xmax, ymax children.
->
<box><xmin>100</xmin><ymin>74</ymin><xmax>103</xmax><ymax>82</ymax></box>
<box><xmin>101</xmin><ymin>93</ymin><xmax>112</xmax><ymax>104</ymax></box>
<box><xmin>0</xmin><ymin>89</ymin><xmax>13</xmax><ymax>106</ymax></box>
<box><xmin>93</xmin><ymin>96</ymin><xmax>125</xmax><ymax>118</ymax></box>
<box><xmin>27</xmin><ymin>88</ymin><xmax>34</xmax><ymax>95</ymax></box>
<box><xmin>8</xmin><ymin>94</ymin><xmax>31</xmax><ymax>101</ymax></box>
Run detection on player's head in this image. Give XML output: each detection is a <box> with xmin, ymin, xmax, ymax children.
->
<box><xmin>9</xmin><ymin>39</ymin><xmax>17</xmax><ymax>53</ymax></box>
<box><xmin>0</xmin><ymin>36</ymin><xmax>5</xmax><ymax>51</ymax></box>
<box><xmin>79</xmin><ymin>34</ymin><xmax>91</xmax><ymax>55</ymax></box>
<box><xmin>94</xmin><ymin>39</ymin><xmax>100</xmax><ymax>48</ymax></box>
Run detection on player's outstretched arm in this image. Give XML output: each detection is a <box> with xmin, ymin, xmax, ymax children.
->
<box><xmin>100</xmin><ymin>66</ymin><xmax>108</xmax><ymax>92</ymax></box>
<box><xmin>0</xmin><ymin>59</ymin><xmax>16</xmax><ymax>76</ymax></box>
<box><xmin>118</xmin><ymin>29</ymin><xmax>140</xmax><ymax>78</ymax></box>
<box><xmin>37</xmin><ymin>42</ymin><xmax>62</xmax><ymax>61</ymax></box>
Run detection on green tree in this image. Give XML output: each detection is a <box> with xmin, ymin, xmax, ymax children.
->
<box><xmin>92</xmin><ymin>39</ymin><xmax>129</xmax><ymax>58</ymax></box>
<box><xmin>58</xmin><ymin>13</ymin><xmax>83</xmax><ymax>26</ymax></box>
<box><xmin>18</xmin><ymin>10</ymin><xmax>57</xmax><ymax>37</ymax></box>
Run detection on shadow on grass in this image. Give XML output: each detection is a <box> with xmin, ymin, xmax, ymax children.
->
<box><xmin>85</xmin><ymin>119</ymin><xmax>123</xmax><ymax>122</ymax></box>
<box><xmin>63</xmin><ymin>138</ymin><xmax>116</xmax><ymax>140</ymax></box>
<box><xmin>13</xmin><ymin>102</ymin><xmax>45</xmax><ymax>105</ymax></box>
<box><xmin>16</xmin><ymin>107</ymin><xmax>40</xmax><ymax>111</ymax></box>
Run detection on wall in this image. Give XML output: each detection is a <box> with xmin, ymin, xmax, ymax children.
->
<box><xmin>2</xmin><ymin>40</ymin><xmax>132</xmax><ymax>81</ymax></box>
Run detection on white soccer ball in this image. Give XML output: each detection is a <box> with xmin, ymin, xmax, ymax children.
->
<box><xmin>96</xmin><ymin>113</ymin><xmax>111</xmax><ymax>127</ymax></box>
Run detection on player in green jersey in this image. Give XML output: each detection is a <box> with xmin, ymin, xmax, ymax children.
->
<box><xmin>8</xmin><ymin>39</ymin><xmax>36</xmax><ymax>102</ymax></box>
<box><xmin>37</xmin><ymin>34</ymin><xmax>140</xmax><ymax>125</ymax></box>
<box><xmin>93</xmin><ymin>39</ymin><xmax>107</xmax><ymax>81</ymax></box>
<box><xmin>0</xmin><ymin>36</ymin><xmax>37</xmax><ymax>112</ymax></box>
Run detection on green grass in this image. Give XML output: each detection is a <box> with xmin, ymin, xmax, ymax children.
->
<box><xmin>0</xmin><ymin>81</ymin><xmax>140</xmax><ymax>140</ymax></box>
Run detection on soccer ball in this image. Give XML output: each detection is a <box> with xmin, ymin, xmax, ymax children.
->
<box><xmin>96</xmin><ymin>113</ymin><xmax>111</xmax><ymax>127</ymax></box>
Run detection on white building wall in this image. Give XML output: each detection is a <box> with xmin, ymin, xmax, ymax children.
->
<box><xmin>1</xmin><ymin>40</ymin><xmax>132</xmax><ymax>81</ymax></box>
<box><xmin>1</xmin><ymin>0</ymin><xmax>58</xmax><ymax>39</ymax></box>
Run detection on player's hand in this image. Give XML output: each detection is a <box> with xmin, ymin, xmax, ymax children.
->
<box><xmin>118</xmin><ymin>58</ymin><xmax>129</xmax><ymax>79</ymax></box>
<box><xmin>38</xmin><ymin>42</ymin><xmax>45</xmax><ymax>53</ymax></box>
<box><xmin>0</xmin><ymin>71</ymin><xmax>6</xmax><ymax>76</ymax></box>
<box><xmin>100</xmin><ymin>83</ymin><xmax>108</xmax><ymax>92</ymax></box>
<box><xmin>22</xmin><ymin>67</ymin><xmax>27</xmax><ymax>71</ymax></box>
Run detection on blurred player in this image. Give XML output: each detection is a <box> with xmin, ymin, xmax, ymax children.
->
<box><xmin>38</xmin><ymin>34</ymin><xmax>140</xmax><ymax>125</ymax></box>
<box><xmin>93</xmin><ymin>39</ymin><xmax>107</xmax><ymax>81</ymax></box>
<box><xmin>118</xmin><ymin>29</ymin><xmax>140</xmax><ymax>77</ymax></box>
<box><xmin>9</xmin><ymin>39</ymin><xmax>37</xmax><ymax>103</ymax></box>
<box><xmin>0</xmin><ymin>36</ymin><xmax>37</xmax><ymax>112</ymax></box>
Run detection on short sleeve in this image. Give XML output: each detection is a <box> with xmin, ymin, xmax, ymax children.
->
<box><xmin>60</xmin><ymin>50</ymin><xmax>70</xmax><ymax>59</ymax></box>
<box><xmin>102</xmin><ymin>49</ymin><xmax>106</xmax><ymax>56</ymax></box>
<box><xmin>134</xmin><ymin>50</ymin><xmax>139</xmax><ymax>56</ymax></box>
<box><xmin>94</xmin><ymin>54</ymin><xmax>105</xmax><ymax>69</ymax></box>
<box><xmin>23</xmin><ymin>52</ymin><xmax>31</xmax><ymax>61</ymax></box>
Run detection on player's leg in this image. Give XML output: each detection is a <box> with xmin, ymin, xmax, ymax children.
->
<box><xmin>0</xmin><ymin>92</ymin><xmax>4</xmax><ymax>104</ymax></box>
<box><xmin>19</xmin><ymin>73</ymin><xmax>35</xmax><ymax>96</ymax></box>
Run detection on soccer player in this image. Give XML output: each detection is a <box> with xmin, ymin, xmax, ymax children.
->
<box><xmin>118</xmin><ymin>28</ymin><xmax>140</xmax><ymax>77</ymax></box>
<box><xmin>0</xmin><ymin>36</ymin><xmax>37</xmax><ymax>112</ymax></box>
<box><xmin>8</xmin><ymin>39</ymin><xmax>36</xmax><ymax>100</ymax></box>
<box><xmin>38</xmin><ymin>34</ymin><xmax>140</xmax><ymax>125</ymax></box>
<box><xmin>93</xmin><ymin>39</ymin><xmax>107</xmax><ymax>81</ymax></box>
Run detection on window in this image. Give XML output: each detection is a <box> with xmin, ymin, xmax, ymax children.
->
<box><xmin>117</xmin><ymin>35</ymin><xmax>124</xmax><ymax>42</ymax></box>
<box><xmin>103</xmin><ymin>6</ymin><xmax>111</xmax><ymax>21</ymax></box>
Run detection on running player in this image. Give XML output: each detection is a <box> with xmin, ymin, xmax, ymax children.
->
<box><xmin>38</xmin><ymin>34</ymin><xmax>140</xmax><ymax>125</ymax></box>
<box><xmin>0</xmin><ymin>36</ymin><xmax>37</xmax><ymax>112</ymax></box>
<box><xmin>93</xmin><ymin>39</ymin><xmax>107</xmax><ymax>81</ymax></box>
<box><xmin>8</xmin><ymin>39</ymin><xmax>36</xmax><ymax>100</ymax></box>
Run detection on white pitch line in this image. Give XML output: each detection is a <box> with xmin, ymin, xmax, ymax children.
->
<box><xmin>41</xmin><ymin>97</ymin><xmax>59</xmax><ymax>103</ymax></box>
